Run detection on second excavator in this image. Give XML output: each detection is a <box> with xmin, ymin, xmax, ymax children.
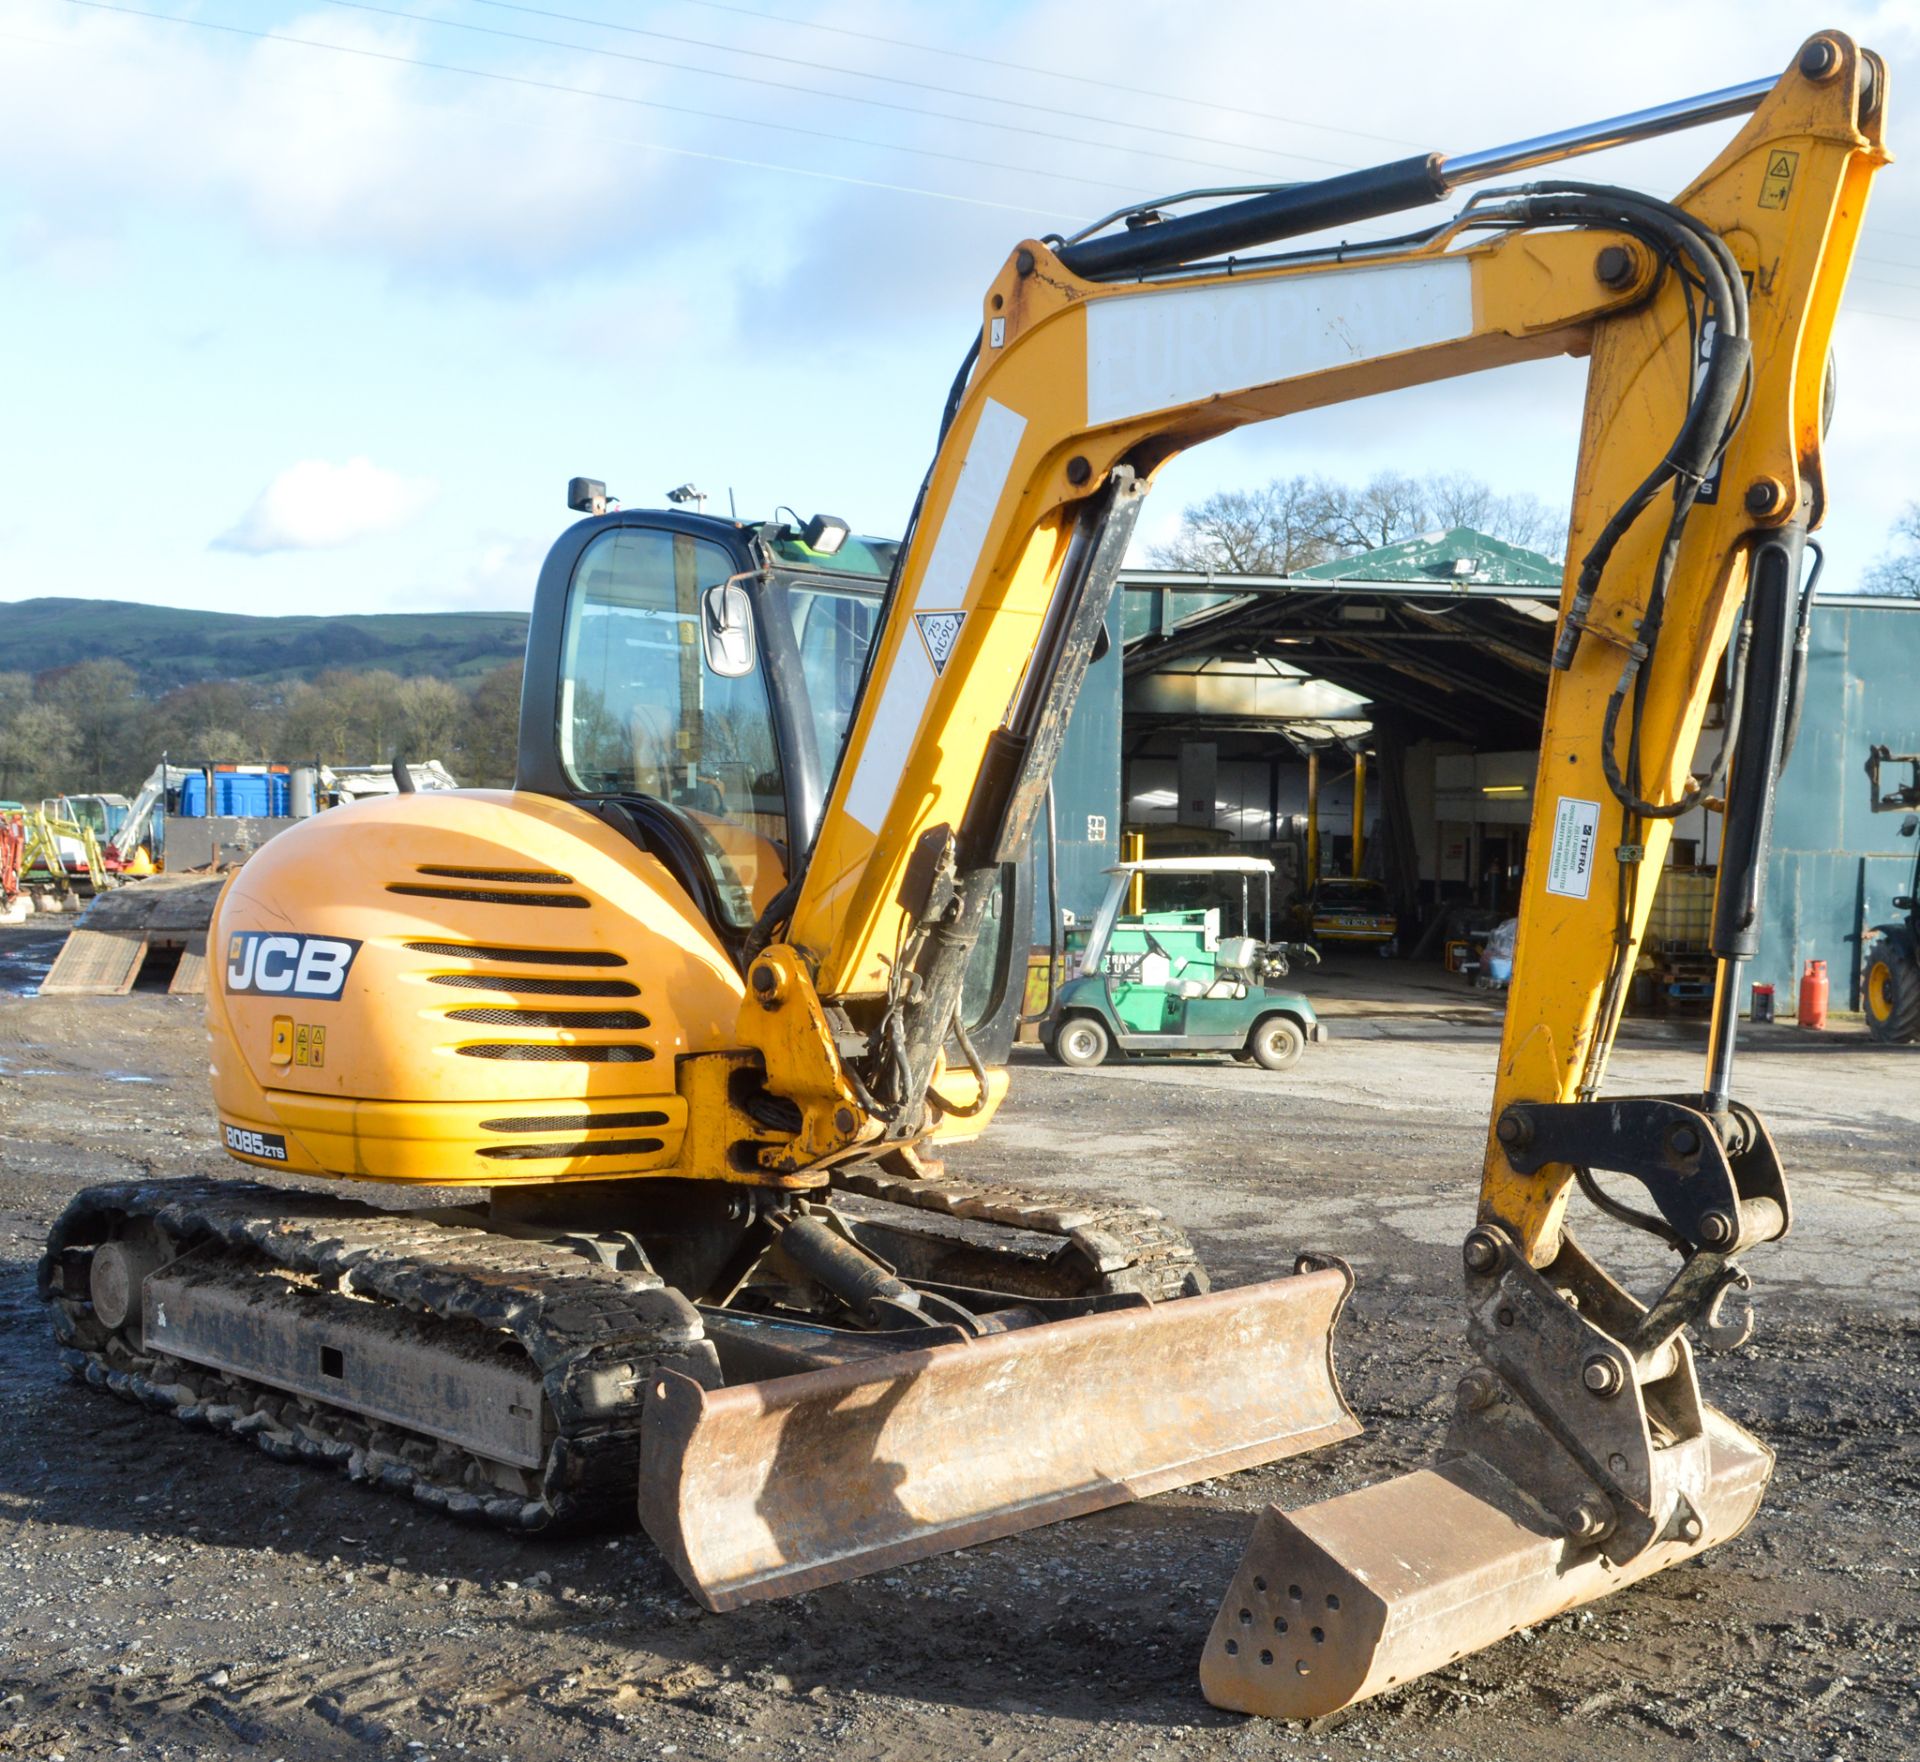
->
<box><xmin>42</xmin><ymin>30</ymin><xmax>1886</xmax><ymax>1721</ymax></box>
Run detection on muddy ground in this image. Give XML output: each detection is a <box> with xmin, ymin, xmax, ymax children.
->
<box><xmin>1</xmin><ymin>944</ymin><xmax>1916</xmax><ymax>1761</ymax></box>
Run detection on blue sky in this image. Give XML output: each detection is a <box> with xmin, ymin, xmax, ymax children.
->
<box><xmin>3</xmin><ymin>0</ymin><xmax>1918</xmax><ymax>619</ymax></box>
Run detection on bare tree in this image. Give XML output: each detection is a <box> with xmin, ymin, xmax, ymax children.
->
<box><xmin>192</xmin><ymin>727</ymin><xmax>255</xmax><ymax>762</ymax></box>
<box><xmin>1319</xmin><ymin>472</ymin><xmax>1429</xmax><ymax>552</ymax></box>
<box><xmin>397</xmin><ymin>677</ymin><xmax>467</xmax><ymax>760</ymax></box>
<box><xmin>1155</xmin><ymin>468</ymin><xmax>1568</xmax><ymax>574</ymax></box>
<box><xmin>37</xmin><ymin>659</ymin><xmax>141</xmax><ymax>789</ymax></box>
<box><xmin>459</xmin><ymin>661</ymin><xmax>523</xmax><ymax>788</ymax></box>
<box><xmin>1150</xmin><ymin>477</ymin><xmax>1343</xmax><ymax>575</ymax></box>
<box><xmin>1420</xmin><ymin>470</ymin><xmax>1499</xmax><ymax>533</ymax></box>
<box><xmin>1863</xmin><ymin>503</ymin><xmax>1920</xmax><ymax>597</ymax></box>
<box><xmin>0</xmin><ymin>701</ymin><xmax>77</xmax><ymax>800</ymax></box>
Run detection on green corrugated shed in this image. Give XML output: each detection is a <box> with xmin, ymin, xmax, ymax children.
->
<box><xmin>1296</xmin><ymin>527</ymin><xmax>1563</xmax><ymax>586</ymax></box>
<box><xmin>1756</xmin><ymin>596</ymin><xmax>1920</xmax><ymax>1009</ymax></box>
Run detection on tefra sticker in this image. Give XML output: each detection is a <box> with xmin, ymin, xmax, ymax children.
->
<box><xmin>1545</xmin><ymin>797</ymin><xmax>1602</xmax><ymax>899</ymax></box>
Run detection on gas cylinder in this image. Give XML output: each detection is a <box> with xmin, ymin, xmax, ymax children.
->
<box><xmin>1797</xmin><ymin>959</ymin><xmax>1829</xmax><ymax>1030</ymax></box>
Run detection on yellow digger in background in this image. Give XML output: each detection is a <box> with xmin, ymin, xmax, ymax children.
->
<box><xmin>41</xmin><ymin>33</ymin><xmax>1886</xmax><ymax>1721</ymax></box>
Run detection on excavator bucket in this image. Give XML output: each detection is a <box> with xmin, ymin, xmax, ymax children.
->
<box><xmin>638</xmin><ymin>1262</ymin><xmax>1358</xmax><ymax>1610</ymax></box>
<box><xmin>1199</xmin><ymin>1405</ymin><xmax>1772</xmax><ymax>1719</ymax></box>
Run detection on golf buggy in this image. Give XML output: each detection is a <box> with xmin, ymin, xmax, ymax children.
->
<box><xmin>1043</xmin><ymin>856</ymin><xmax>1325</xmax><ymax>1070</ymax></box>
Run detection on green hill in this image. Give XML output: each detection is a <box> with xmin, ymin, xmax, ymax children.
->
<box><xmin>0</xmin><ymin>598</ymin><xmax>530</xmax><ymax>692</ymax></box>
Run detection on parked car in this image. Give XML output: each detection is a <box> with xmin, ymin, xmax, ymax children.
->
<box><xmin>1302</xmin><ymin>877</ymin><xmax>1398</xmax><ymax>952</ymax></box>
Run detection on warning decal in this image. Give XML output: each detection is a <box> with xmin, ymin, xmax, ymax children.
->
<box><xmin>913</xmin><ymin>610</ymin><xmax>966</xmax><ymax>675</ymax></box>
<box><xmin>1759</xmin><ymin>149</ymin><xmax>1798</xmax><ymax>210</ymax></box>
<box><xmin>1545</xmin><ymin>796</ymin><xmax>1602</xmax><ymax>900</ymax></box>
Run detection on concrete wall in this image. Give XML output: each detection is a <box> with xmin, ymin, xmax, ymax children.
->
<box><xmin>1756</xmin><ymin>600</ymin><xmax>1920</xmax><ymax>1007</ymax></box>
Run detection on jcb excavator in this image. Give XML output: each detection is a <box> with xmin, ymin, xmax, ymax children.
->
<box><xmin>41</xmin><ymin>33</ymin><xmax>1885</xmax><ymax>1721</ymax></box>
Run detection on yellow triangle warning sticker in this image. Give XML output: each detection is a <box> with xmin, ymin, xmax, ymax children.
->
<box><xmin>1759</xmin><ymin>148</ymin><xmax>1798</xmax><ymax>210</ymax></box>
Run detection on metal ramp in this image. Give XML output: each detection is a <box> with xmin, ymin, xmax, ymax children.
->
<box><xmin>38</xmin><ymin>928</ymin><xmax>146</xmax><ymax>995</ymax></box>
<box><xmin>35</xmin><ymin>877</ymin><xmax>227</xmax><ymax>997</ymax></box>
<box><xmin>169</xmin><ymin>932</ymin><xmax>209</xmax><ymax>996</ymax></box>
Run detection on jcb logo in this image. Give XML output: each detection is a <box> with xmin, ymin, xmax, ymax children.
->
<box><xmin>225</xmin><ymin>932</ymin><xmax>362</xmax><ymax>1000</ymax></box>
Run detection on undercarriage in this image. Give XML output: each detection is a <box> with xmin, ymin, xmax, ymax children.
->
<box><xmin>40</xmin><ymin>1164</ymin><xmax>1353</xmax><ymax>1598</ymax></box>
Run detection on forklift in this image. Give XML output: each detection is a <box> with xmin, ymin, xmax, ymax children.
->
<box><xmin>1863</xmin><ymin>746</ymin><xmax>1920</xmax><ymax>1043</ymax></box>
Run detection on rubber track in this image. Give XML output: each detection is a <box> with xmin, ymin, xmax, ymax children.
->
<box><xmin>41</xmin><ymin>1169</ymin><xmax>1207</xmax><ymax>1531</ymax></box>
<box><xmin>827</xmin><ymin>1166</ymin><xmax>1208</xmax><ymax>1300</ymax></box>
<box><xmin>38</xmin><ymin>1179</ymin><xmax>718</xmax><ymax>1531</ymax></box>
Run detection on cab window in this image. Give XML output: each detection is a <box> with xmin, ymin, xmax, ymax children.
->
<box><xmin>785</xmin><ymin>585</ymin><xmax>881</xmax><ymax>779</ymax></box>
<box><xmin>558</xmin><ymin>527</ymin><xmax>787</xmax><ymax>924</ymax></box>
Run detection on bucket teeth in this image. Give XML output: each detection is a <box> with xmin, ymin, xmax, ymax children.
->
<box><xmin>639</xmin><ymin>1264</ymin><xmax>1359</xmax><ymax>1610</ymax></box>
<box><xmin>1200</xmin><ymin>1405</ymin><xmax>1772</xmax><ymax>1719</ymax></box>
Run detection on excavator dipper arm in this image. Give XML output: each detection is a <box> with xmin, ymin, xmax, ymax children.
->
<box><xmin>647</xmin><ymin>31</ymin><xmax>1887</xmax><ymax>1716</ymax></box>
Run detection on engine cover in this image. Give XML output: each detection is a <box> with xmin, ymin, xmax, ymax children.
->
<box><xmin>206</xmin><ymin>790</ymin><xmax>744</xmax><ymax>1185</ymax></box>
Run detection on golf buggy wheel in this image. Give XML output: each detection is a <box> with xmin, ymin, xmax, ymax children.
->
<box><xmin>1864</xmin><ymin>947</ymin><xmax>1920</xmax><ymax>1044</ymax></box>
<box><xmin>1053</xmin><ymin>1015</ymin><xmax>1112</xmax><ymax>1068</ymax></box>
<box><xmin>1248</xmin><ymin>1016</ymin><xmax>1305</xmax><ymax>1071</ymax></box>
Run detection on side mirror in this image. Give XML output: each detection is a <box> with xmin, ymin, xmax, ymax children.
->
<box><xmin>701</xmin><ymin>582</ymin><xmax>756</xmax><ymax>677</ymax></box>
<box><xmin>568</xmin><ymin>476</ymin><xmax>607</xmax><ymax>515</ymax></box>
<box><xmin>1902</xmin><ymin>814</ymin><xmax>1918</xmax><ymax>839</ymax></box>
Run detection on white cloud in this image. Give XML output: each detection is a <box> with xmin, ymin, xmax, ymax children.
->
<box><xmin>214</xmin><ymin>457</ymin><xmax>438</xmax><ymax>554</ymax></box>
<box><xmin>0</xmin><ymin>5</ymin><xmax>819</xmax><ymax>286</ymax></box>
<box><xmin>418</xmin><ymin>532</ymin><xmax>553</xmax><ymax>611</ymax></box>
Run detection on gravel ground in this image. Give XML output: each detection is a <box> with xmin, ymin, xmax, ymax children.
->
<box><xmin>2</xmin><ymin>947</ymin><xmax>1916</xmax><ymax>1762</ymax></box>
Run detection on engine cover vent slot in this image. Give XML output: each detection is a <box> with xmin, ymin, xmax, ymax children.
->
<box><xmin>405</xmin><ymin>942</ymin><xmax>625</xmax><ymax>967</ymax></box>
<box><xmin>446</xmin><ymin>1006</ymin><xmax>650</xmax><ymax>1030</ymax></box>
<box><xmin>477</xmin><ymin>1137</ymin><xmax>667</xmax><ymax>1161</ymax></box>
<box><xmin>416</xmin><ymin>865</ymin><xmax>575</xmax><ymax>885</ymax></box>
<box><xmin>480</xmin><ymin>1111</ymin><xmax>672</xmax><ymax>1133</ymax></box>
<box><xmin>457</xmin><ymin>1044</ymin><xmax>654</xmax><ymax>1063</ymax></box>
<box><xmin>430</xmin><ymin>973</ymin><xmax>641</xmax><ymax>998</ymax></box>
<box><xmin>388</xmin><ymin>884</ymin><xmax>587</xmax><ymax>909</ymax></box>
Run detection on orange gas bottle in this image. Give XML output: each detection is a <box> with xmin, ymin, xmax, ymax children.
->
<box><xmin>1798</xmin><ymin>959</ymin><xmax>1829</xmax><ymax>1030</ymax></box>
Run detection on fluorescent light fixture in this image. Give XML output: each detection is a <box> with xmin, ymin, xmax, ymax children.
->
<box><xmin>1481</xmin><ymin>783</ymin><xmax>1527</xmax><ymax>796</ymax></box>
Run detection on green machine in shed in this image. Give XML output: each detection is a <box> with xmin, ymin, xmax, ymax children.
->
<box><xmin>1043</xmin><ymin>857</ymin><xmax>1324</xmax><ymax>1071</ymax></box>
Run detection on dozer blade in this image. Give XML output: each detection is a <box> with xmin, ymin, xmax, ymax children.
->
<box><xmin>1200</xmin><ymin>1404</ymin><xmax>1772</xmax><ymax>1719</ymax></box>
<box><xmin>638</xmin><ymin>1262</ymin><xmax>1358</xmax><ymax>1610</ymax></box>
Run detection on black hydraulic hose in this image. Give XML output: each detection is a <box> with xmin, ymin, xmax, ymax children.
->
<box><xmin>1530</xmin><ymin>193</ymin><xmax>1749</xmax><ymax>674</ymax></box>
<box><xmin>928</xmin><ymin>1002</ymin><xmax>991</xmax><ymax>1120</ymax></box>
<box><xmin>1576</xmin><ymin>1164</ymin><xmax>1686</xmax><ymax>1252</ymax></box>
<box><xmin>741</xmin><ymin>872</ymin><xmax>803</xmax><ymax>968</ymax></box>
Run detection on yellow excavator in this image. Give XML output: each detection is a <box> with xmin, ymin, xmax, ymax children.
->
<box><xmin>41</xmin><ymin>33</ymin><xmax>1885</xmax><ymax>1721</ymax></box>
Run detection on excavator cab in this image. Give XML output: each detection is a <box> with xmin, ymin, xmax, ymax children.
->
<box><xmin>513</xmin><ymin>501</ymin><xmax>1030</xmax><ymax>1061</ymax></box>
<box><xmin>518</xmin><ymin>506</ymin><xmax>871</xmax><ymax>925</ymax></box>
